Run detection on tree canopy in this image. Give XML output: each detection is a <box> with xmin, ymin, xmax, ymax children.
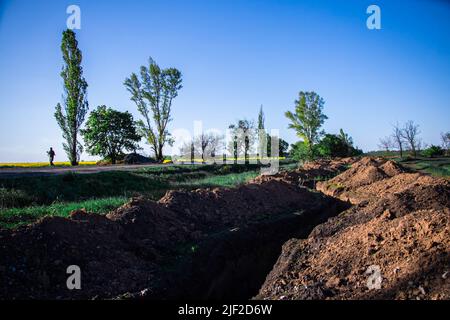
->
<box><xmin>54</xmin><ymin>29</ymin><xmax>88</xmax><ymax>166</ymax></box>
<box><xmin>285</xmin><ymin>91</ymin><xmax>327</xmax><ymax>158</ymax></box>
<box><xmin>81</xmin><ymin>106</ymin><xmax>141</xmax><ymax>164</ymax></box>
<box><xmin>124</xmin><ymin>57</ymin><xmax>182</xmax><ymax>162</ymax></box>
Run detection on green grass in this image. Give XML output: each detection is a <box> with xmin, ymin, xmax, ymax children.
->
<box><xmin>173</xmin><ymin>171</ymin><xmax>259</xmax><ymax>188</ymax></box>
<box><xmin>0</xmin><ymin>164</ymin><xmax>274</xmax><ymax>229</ymax></box>
<box><xmin>0</xmin><ymin>197</ymin><xmax>127</xmax><ymax>229</ymax></box>
<box><xmin>0</xmin><ymin>161</ymin><xmax>300</xmax><ymax>229</ymax></box>
<box><xmin>398</xmin><ymin>158</ymin><xmax>450</xmax><ymax>177</ymax></box>
<box><xmin>0</xmin><ymin>171</ymin><xmax>170</xmax><ymax>208</ymax></box>
<box><xmin>364</xmin><ymin>152</ymin><xmax>450</xmax><ymax>178</ymax></box>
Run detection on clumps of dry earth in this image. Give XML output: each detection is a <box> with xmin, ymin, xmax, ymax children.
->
<box><xmin>256</xmin><ymin>157</ymin><xmax>450</xmax><ymax>300</ymax></box>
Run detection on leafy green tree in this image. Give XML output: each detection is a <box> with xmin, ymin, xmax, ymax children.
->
<box><xmin>317</xmin><ymin>134</ymin><xmax>349</xmax><ymax>158</ymax></box>
<box><xmin>81</xmin><ymin>106</ymin><xmax>141</xmax><ymax>164</ymax></box>
<box><xmin>124</xmin><ymin>58</ymin><xmax>182</xmax><ymax>162</ymax></box>
<box><xmin>285</xmin><ymin>91</ymin><xmax>328</xmax><ymax>158</ymax></box>
<box><xmin>54</xmin><ymin>29</ymin><xmax>89</xmax><ymax>166</ymax></box>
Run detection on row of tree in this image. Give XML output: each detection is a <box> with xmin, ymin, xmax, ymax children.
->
<box><xmin>54</xmin><ymin>30</ymin><xmax>292</xmax><ymax>165</ymax></box>
<box><xmin>52</xmin><ymin>30</ymin><xmax>359</xmax><ymax>165</ymax></box>
<box><xmin>54</xmin><ymin>29</ymin><xmax>445</xmax><ymax>165</ymax></box>
<box><xmin>54</xmin><ymin>30</ymin><xmax>183</xmax><ymax>165</ymax></box>
<box><xmin>379</xmin><ymin>122</ymin><xmax>450</xmax><ymax>157</ymax></box>
<box><xmin>178</xmin><ymin>106</ymin><xmax>289</xmax><ymax>164</ymax></box>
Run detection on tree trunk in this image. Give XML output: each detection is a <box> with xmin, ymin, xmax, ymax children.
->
<box><xmin>308</xmin><ymin>141</ymin><xmax>313</xmax><ymax>160</ymax></box>
<box><xmin>158</xmin><ymin>144</ymin><xmax>164</xmax><ymax>162</ymax></box>
<box><xmin>71</xmin><ymin>134</ymin><xmax>78</xmax><ymax>166</ymax></box>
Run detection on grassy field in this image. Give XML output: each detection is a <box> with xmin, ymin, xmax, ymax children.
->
<box><xmin>0</xmin><ymin>163</ymin><xmax>286</xmax><ymax>229</ymax></box>
<box><xmin>365</xmin><ymin>151</ymin><xmax>450</xmax><ymax>178</ymax></box>
<box><xmin>0</xmin><ymin>161</ymin><xmax>97</xmax><ymax>168</ymax></box>
<box><xmin>398</xmin><ymin>157</ymin><xmax>450</xmax><ymax>177</ymax></box>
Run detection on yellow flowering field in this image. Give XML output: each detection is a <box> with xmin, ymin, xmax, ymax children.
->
<box><xmin>0</xmin><ymin>161</ymin><xmax>97</xmax><ymax>168</ymax></box>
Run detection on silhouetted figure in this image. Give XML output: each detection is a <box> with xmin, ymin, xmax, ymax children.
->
<box><xmin>47</xmin><ymin>147</ymin><xmax>55</xmax><ymax>166</ymax></box>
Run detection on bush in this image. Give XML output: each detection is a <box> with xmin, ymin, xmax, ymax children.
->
<box><xmin>317</xmin><ymin>134</ymin><xmax>363</xmax><ymax>158</ymax></box>
<box><xmin>0</xmin><ymin>188</ymin><xmax>34</xmax><ymax>209</ymax></box>
<box><xmin>123</xmin><ymin>153</ymin><xmax>155</xmax><ymax>165</ymax></box>
<box><xmin>290</xmin><ymin>141</ymin><xmax>318</xmax><ymax>161</ymax></box>
<box><xmin>421</xmin><ymin>145</ymin><xmax>444</xmax><ymax>158</ymax></box>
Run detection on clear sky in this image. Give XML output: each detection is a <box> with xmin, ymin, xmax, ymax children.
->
<box><xmin>0</xmin><ymin>0</ymin><xmax>449</xmax><ymax>162</ymax></box>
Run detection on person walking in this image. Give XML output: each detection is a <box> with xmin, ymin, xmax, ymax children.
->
<box><xmin>47</xmin><ymin>147</ymin><xmax>55</xmax><ymax>166</ymax></box>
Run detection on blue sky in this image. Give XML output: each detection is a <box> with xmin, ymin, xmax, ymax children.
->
<box><xmin>0</xmin><ymin>0</ymin><xmax>449</xmax><ymax>162</ymax></box>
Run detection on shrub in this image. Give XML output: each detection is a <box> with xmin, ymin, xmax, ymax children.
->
<box><xmin>421</xmin><ymin>145</ymin><xmax>444</xmax><ymax>158</ymax></box>
<box><xmin>317</xmin><ymin>134</ymin><xmax>363</xmax><ymax>158</ymax></box>
<box><xmin>290</xmin><ymin>141</ymin><xmax>319</xmax><ymax>161</ymax></box>
<box><xmin>0</xmin><ymin>188</ymin><xmax>34</xmax><ymax>209</ymax></box>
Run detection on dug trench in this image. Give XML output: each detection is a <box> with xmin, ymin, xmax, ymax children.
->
<box><xmin>0</xmin><ymin>159</ymin><xmax>353</xmax><ymax>300</ymax></box>
<box><xmin>134</xmin><ymin>202</ymin><xmax>349</xmax><ymax>300</ymax></box>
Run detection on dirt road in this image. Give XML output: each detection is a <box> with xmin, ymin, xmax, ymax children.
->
<box><xmin>0</xmin><ymin>163</ymin><xmax>176</xmax><ymax>178</ymax></box>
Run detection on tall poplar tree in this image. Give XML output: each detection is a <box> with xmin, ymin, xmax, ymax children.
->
<box><xmin>54</xmin><ymin>29</ymin><xmax>89</xmax><ymax>166</ymax></box>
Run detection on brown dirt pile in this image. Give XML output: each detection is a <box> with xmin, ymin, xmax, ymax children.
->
<box><xmin>316</xmin><ymin>157</ymin><xmax>447</xmax><ymax>204</ymax></box>
<box><xmin>256</xmin><ymin>157</ymin><xmax>450</xmax><ymax>300</ymax></box>
<box><xmin>253</xmin><ymin>157</ymin><xmax>357</xmax><ymax>188</ymax></box>
<box><xmin>0</xmin><ymin>167</ymin><xmax>343</xmax><ymax>299</ymax></box>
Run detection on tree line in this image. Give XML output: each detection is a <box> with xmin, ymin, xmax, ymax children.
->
<box><xmin>54</xmin><ymin>30</ymin><xmax>182</xmax><ymax>165</ymax></box>
<box><xmin>53</xmin><ymin>29</ymin><xmax>448</xmax><ymax>165</ymax></box>
<box><xmin>379</xmin><ymin>122</ymin><xmax>450</xmax><ymax>158</ymax></box>
<box><xmin>54</xmin><ymin>30</ymin><xmax>291</xmax><ymax>165</ymax></box>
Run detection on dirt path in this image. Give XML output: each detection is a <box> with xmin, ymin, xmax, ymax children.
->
<box><xmin>0</xmin><ymin>163</ymin><xmax>176</xmax><ymax>178</ymax></box>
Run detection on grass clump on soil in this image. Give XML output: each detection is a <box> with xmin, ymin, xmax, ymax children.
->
<box><xmin>328</xmin><ymin>182</ymin><xmax>345</xmax><ymax>191</ymax></box>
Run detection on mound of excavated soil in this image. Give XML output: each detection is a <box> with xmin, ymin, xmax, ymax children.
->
<box><xmin>316</xmin><ymin>158</ymin><xmax>414</xmax><ymax>203</ymax></box>
<box><xmin>0</xmin><ymin>168</ymin><xmax>345</xmax><ymax>299</ymax></box>
<box><xmin>256</xmin><ymin>158</ymin><xmax>450</xmax><ymax>300</ymax></box>
<box><xmin>253</xmin><ymin>157</ymin><xmax>357</xmax><ymax>188</ymax></box>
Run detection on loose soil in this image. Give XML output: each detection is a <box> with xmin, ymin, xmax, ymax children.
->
<box><xmin>256</xmin><ymin>157</ymin><xmax>449</xmax><ymax>300</ymax></box>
